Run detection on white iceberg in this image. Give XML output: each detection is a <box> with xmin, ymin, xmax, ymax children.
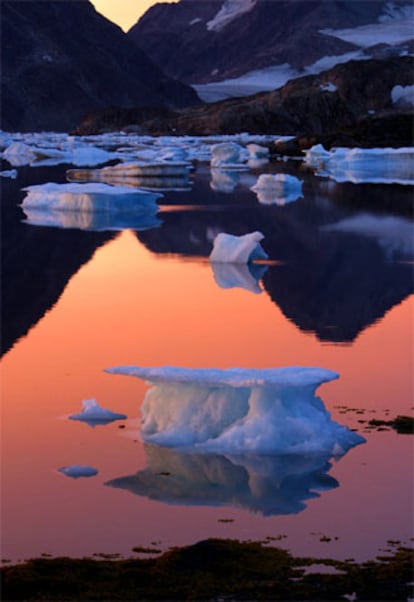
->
<box><xmin>304</xmin><ymin>145</ymin><xmax>414</xmax><ymax>185</ymax></box>
<box><xmin>211</xmin><ymin>261</ymin><xmax>267</xmax><ymax>294</ymax></box>
<box><xmin>210</xmin><ymin>142</ymin><xmax>248</xmax><ymax>169</ymax></box>
<box><xmin>105</xmin><ymin>365</ymin><xmax>365</xmax><ymax>455</ymax></box>
<box><xmin>21</xmin><ymin>182</ymin><xmax>162</xmax><ymax>213</ymax></box>
<box><xmin>58</xmin><ymin>465</ymin><xmax>98</xmax><ymax>478</ymax></box>
<box><xmin>250</xmin><ymin>173</ymin><xmax>304</xmax><ymax>205</ymax></box>
<box><xmin>209</xmin><ymin>231</ymin><xmax>268</xmax><ymax>263</ymax></box>
<box><xmin>106</xmin><ymin>444</ymin><xmax>341</xmax><ymax>515</ymax></box>
<box><xmin>69</xmin><ymin>399</ymin><xmax>127</xmax><ymax>427</ymax></box>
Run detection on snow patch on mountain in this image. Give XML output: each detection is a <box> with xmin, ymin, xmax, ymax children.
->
<box><xmin>207</xmin><ymin>0</ymin><xmax>256</xmax><ymax>32</ymax></box>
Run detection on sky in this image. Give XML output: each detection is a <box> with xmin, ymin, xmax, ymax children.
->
<box><xmin>90</xmin><ymin>0</ymin><xmax>178</xmax><ymax>32</ymax></box>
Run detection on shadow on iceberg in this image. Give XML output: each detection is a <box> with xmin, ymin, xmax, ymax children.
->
<box><xmin>105</xmin><ymin>365</ymin><xmax>364</xmax><ymax>515</ymax></box>
<box><xmin>106</xmin><ymin>444</ymin><xmax>340</xmax><ymax>515</ymax></box>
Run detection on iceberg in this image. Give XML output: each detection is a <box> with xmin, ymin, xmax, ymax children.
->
<box><xmin>21</xmin><ymin>182</ymin><xmax>162</xmax><ymax>213</ymax></box>
<box><xmin>105</xmin><ymin>365</ymin><xmax>365</xmax><ymax>455</ymax></box>
<box><xmin>247</xmin><ymin>143</ymin><xmax>270</xmax><ymax>159</ymax></box>
<box><xmin>22</xmin><ymin>207</ymin><xmax>162</xmax><ymax>232</ymax></box>
<box><xmin>58</xmin><ymin>465</ymin><xmax>98</xmax><ymax>478</ymax></box>
<box><xmin>304</xmin><ymin>145</ymin><xmax>414</xmax><ymax>185</ymax></box>
<box><xmin>210</xmin><ymin>231</ymin><xmax>268</xmax><ymax>263</ymax></box>
<box><xmin>210</xmin><ymin>142</ymin><xmax>248</xmax><ymax>170</ymax></box>
<box><xmin>3</xmin><ymin>142</ymin><xmax>38</xmax><ymax>166</ymax></box>
<box><xmin>106</xmin><ymin>445</ymin><xmax>340</xmax><ymax>515</ymax></box>
<box><xmin>69</xmin><ymin>399</ymin><xmax>127</xmax><ymax>427</ymax></box>
<box><xmin>250</xmin><ymin>173</ymin><xmax>303</xmax><ymax>205</ymax></box>
<box><xmin>211</xmin><ymin>261</ymin><xmax>267</xmax><ymax>294</ymax></box>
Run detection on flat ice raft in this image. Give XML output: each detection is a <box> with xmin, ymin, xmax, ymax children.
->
<box><xmin>106</xmin><ymin>365</ymin><xmax>364</xmax><ymax>455</ymax></box>
<box><xmin>21</xmin><ymin>182</ymin><xmax>162</xmax><ymax>213</ymax></box>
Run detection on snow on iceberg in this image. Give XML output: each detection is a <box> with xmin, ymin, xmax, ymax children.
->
<box><xmin>210</xmin><ymin>142</ymin><xmax>248</xmax><ymax>170</ymax></box>
<box><xmin>21</xmin><ymin>182</ymin><xmax>162</xmax><ymax>213</ymax></box>
<box><xmin>105</xmin><ymin>365</ymin><xmax>365</xmax><ymax>456</ymax></box>
<box><xmin>211</xmin><ymin>261</ymin><xmax>268</xmax><ymax>294</ymax></box>
<box><xmin>304</xmin><ymin>145</ymin><xmax>414</xmax><ymax>185</ymax></box>
<box><xmin>69</xmin><ymin>399</ymin><xmax>127</xmax><ymax>427</ymax></box>
<box><xmin>210</xmin><ymin>231</ymin><xmax>268</xmax><ymax>263</ymax></box>
<box><xmin>250</xmin><ymin>173</ymin><xmax>303</xmax><ymax>205</ymax></box>
<box><xmin>58</xmin><ymin>465</ymin><xmax>98</xmax><ymax>478</ymax></box>
<box><xmin>106</xmin><ymin>444</ymin><xmax>340</xmax><ymax>515</ymax></box>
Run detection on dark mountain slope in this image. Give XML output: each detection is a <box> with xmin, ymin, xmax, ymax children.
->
<box><xmin>128</xmin><ymin>0</ymin><xmax>399</xmax><ymax>84</ymax></box>
<box><xmin>1</xmin><ymin>0</ymin><xmax>199</xmax><ymax>132</ymax></box>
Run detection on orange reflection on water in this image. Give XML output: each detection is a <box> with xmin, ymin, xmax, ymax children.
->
<box><xmin>2</xmin><ymin>229</ymin><xmax>413</xmax><ymax>561</ymax></box>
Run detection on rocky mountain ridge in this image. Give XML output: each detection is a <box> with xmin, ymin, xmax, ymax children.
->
<box><xmin>1</xmin><ymin>0</ymin><xmax>199</xmax><ymax>132</ymax></box>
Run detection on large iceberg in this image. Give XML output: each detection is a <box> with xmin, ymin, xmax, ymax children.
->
<box><xmin>69</xmin><ymin>399</ymin><xmax>127</xmax><ymax>427</ymax></box>
<box><xmin>21</xmin><ymin>182</ymin><xmax>162</xmax><ymax>213</ymax></box>
<box><xmin>105</xmin><ymin>365</ymin><xmax>365</xmax><ymax>456</ymax></box>
<box><xmin>250</xmin><ymin>173</ymin><xmax>303</xmax><ymax>205</ymax></box>
<box><xmin>304</xmin><ymin>145</ymin><xmax>414</xmax><ymax>185</ymax></box>
<box><xmin>106</xmin><ymin>444</ymin><xmax>339</xmax><ymax>515</ymax></box>
<box><xmin>210</xmin><ymin>231</ymin><xmax>268</xmax><ymax>263</ymax></box>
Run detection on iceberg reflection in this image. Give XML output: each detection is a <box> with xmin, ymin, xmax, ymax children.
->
<box><xmin>106</xmin><ymin>445</ymin><xmax>339</xmax><ymax>515</ymax></box>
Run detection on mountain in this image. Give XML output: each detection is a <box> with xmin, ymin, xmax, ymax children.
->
<box><xmin>128</xmin><ymin>0</ymin><xmax>413</xmax><ymax>99</ymax></box>
<box><xmin>1</xmin><ymin>0</ymin><xmax>199</xmax><ymax>132</ymax></box>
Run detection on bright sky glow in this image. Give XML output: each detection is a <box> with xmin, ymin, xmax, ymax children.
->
<box><xmin>90</xmin><ymin>0</ymin><xmax>179</xmax><ymax>32</ymax></box>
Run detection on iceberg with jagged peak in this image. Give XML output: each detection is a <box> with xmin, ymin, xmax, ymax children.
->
<box><xmin>105</xmin><ymin>365</ymin><xmax>365</xmax><ymax>456</ymax></box>
<box><xmin>69</xmin><ymin>399</ymin><xmax>127</xmax><ymax>427</ymax></box>
<box><xmin>106</xmin><ymin>444</ymin><xmax>340</xmax><ymax>515</ymax></box>
<box><xmin>210</xmin><ymin>231</ymin><xmax>268</xmax><ymax>263</ymax></box>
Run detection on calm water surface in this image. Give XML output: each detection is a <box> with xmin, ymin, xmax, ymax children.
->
<box><xmin>1</xmin><ymin>150</ymin><xmax>413</xmax><ymax>563</ymax></box>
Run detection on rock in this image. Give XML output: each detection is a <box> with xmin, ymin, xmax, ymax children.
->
<box><xmin>1</xmin><ymin>0</ymin><xmax>199</xmax><ymax>132</ymax></box>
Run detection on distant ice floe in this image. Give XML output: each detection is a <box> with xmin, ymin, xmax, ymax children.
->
<box><xmin>391</xmin><ymin>84</ymin><xmax>414</xmax><ymax>107</ymax></box>
<box><xmin>250</xmin><ymin>173</ymin><xmax>304</xmax><ymax>205</ymax></box>
<box><xmin>58</xmin><ymin>465</ymin><xmax>98</xmax><ymax>479</ymax></box>
<box><xmin>0</xmin><ymin>169</ymin><xmax>17</xmax><ymax>179</ymax></box>
<box><xmin>69</xmin><ymin>399</ymin><xmax>127</xmax><ymax>427</ymax></box>
<box><xmin>304</xmin><ymin>145</ymin><xmax>414</xmax><ymax>185</ymax></box>
<box><xmin>106</xmin><ymin>444</ymin><xmax>341</xmax><ymax>515</ymax></box>
<box><xmin>105</xmin><ymin>365</ymin><xmax>365</xmax><ymax>456</ymax></box>
<box><xmin>210</xmin><ymin>231</ymin><xmax>268</xmax><ymax>263</ymax></box>
<box><xmin>211</xmin><ymin>261</ymin><xmax>268</xmax><ymax>294</ymax></box>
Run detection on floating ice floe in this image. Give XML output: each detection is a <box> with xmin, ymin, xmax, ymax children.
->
<box><xmin>21</xmin><ymin>182</ymin><xmax>162</xmax><ymax>212</ymax></box>
<box><xmin>0</xmin><ymin>169</ymin><xmax>17</xmax><ymax>179</ymax></box>
<box><xmin>210</xmin><ymin>231</ymin><xmax>268</xmax><ymax>263</ymax></box>
<box><xmin>211</xmin><ymin>261</ymin><xmax>268</xmax><ymax>294</ymax></box>
<box><xmin>304</xmin><ymin>145</ymin><xmax>414</xmax><ymax>185</ymax></box>
<box><xmin>210</xmin><ymin>142</ymin><xmax>248</xmax><ymax>170</ymax></box>
<box><xmin>106</xmin><ymin>444</ymin><xmax>340</xmax><ymax>515</ymax></box>
<box><xmin>68</xmin><ymin>161</ymin><xmax>191</xmax><ymax>179</ymax></box>
<box><xmin>105</xmin><ymin>365</ymin><xmax>365</xmax><ymax>456</ymax></box>
<box><xmin>69</xmin><ymin>399</ymin><xmax>127</xmax><ymax>427</ymax></box>
<box><xmin>2</xmin><ymin>141</ymin><xmax>117</xmax><ymax>167</ymax></box>
<box><xmin>2</xmin><ymin>142</ymin><xmax>38</xmax><ymax>166</ymax></box>
<box><xmin>250</xmin><ymin>173</ymin><xmax>304</xmax><ymax>205</ymax></box>
<box><xmin>58</xmin><ymin>465</ymin><xmax>98</xmax><ymax>479</ymax></box>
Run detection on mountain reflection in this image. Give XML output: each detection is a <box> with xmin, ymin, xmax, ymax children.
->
<box><xmin>137</xmin><ymin>176</ymin><xmax>413</xmax><ymax>342</ymax></box>
<box><xmin>106</xmin><ymin>444</ymin><xmax>339</xmax><ymax>516</ymax></box>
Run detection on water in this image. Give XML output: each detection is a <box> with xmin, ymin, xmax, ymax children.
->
<box><xmin>1</xmin><ymin>141</ymin><xmax>413</xmax><ymax>564</ymax></box>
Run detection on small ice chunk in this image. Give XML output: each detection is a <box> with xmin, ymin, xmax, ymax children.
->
<box><xmin>69</xmin><ymin>398</ymin><xmax>127</xmax><ymax>427</ymax></box>
<box><xmin>391</xmin><ymin>84</ymin><xmax>414</xmax><ymax>107</ymax></box>
<box><xmin>3</xmin><ymin>142</ymin><xmax>38</xmax><ymax>166</ymax></box>
<box><xmin>0</xmin><ymin>169</ymin><xmax>17</xmax><ymax>179</ymax></box>
<box><xmin>58</xmin><ymin>465</ymin><xmax>98</xmax><ymax>478</ymax></box>
<box><xmin>250</xmin><ymin>173</ymin><xmax>303</xmax><ymax>205</ymax></box>
<box><xmin>210</xmin><ymin>142</ymin><xmax>247</xmax><ymax>169</ymax></box>
<box><xmin>246</xmin><ymin>143</ymin><xmax>269</xmax><ymax>159</ymax></box>
<box><xmin>210</xmin><ymin>231</ymin><xmax>268</xmax><ymax>263</ymax></box>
